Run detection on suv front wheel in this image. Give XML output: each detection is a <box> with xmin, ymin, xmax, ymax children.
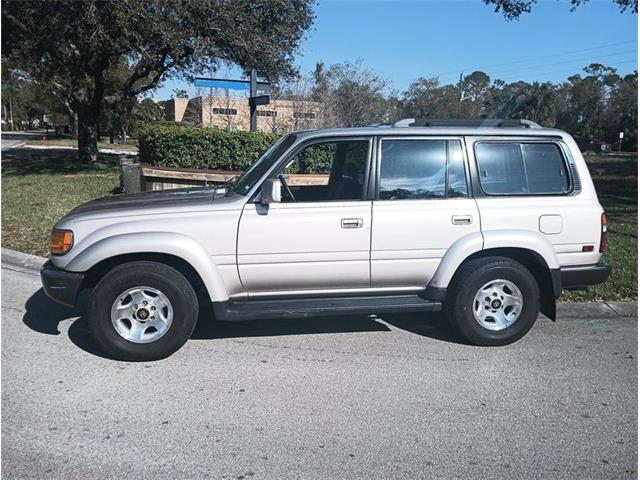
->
<box><xmin>88</xmin><ymin>261</ymin><xmax>199</xmax><ymax>361</ymax></box>
<box><xmin>445</xmin><ymin>257</ymin><xmax>540</xmax><ymax>346</ymax></box>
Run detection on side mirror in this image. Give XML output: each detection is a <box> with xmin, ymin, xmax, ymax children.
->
<box><xmin>260</xmin><ymin>178</ymin><xmax>281</xmax><ymax>204</ymax></box>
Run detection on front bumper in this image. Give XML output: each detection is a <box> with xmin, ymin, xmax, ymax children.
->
<box><xmin>40</xmin><ymin>261</ymin><xmax>84</xmax><ymax>307</ymax></box>
<box><xmin>561</xmin><ymin>263</ymin><xmax>611</xmax><ymax>290</ymax></box>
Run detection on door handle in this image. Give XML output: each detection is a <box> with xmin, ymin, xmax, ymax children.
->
<box><xmin>451</xmin><ymin>215</ymin><xmax>473</xmax><ymax>225</ymax></box>
<box><xmin>341</xmin><ymin>218</ymin><xmax>363</xmax><ymax>229</ymax></box>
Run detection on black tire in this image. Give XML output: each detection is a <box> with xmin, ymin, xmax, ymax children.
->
<box><xmin>445</xmin><ymin>257</ymin><xmax>540</xmax><ymax>346</ymax></box>
<box><xmin>88</xmin><ymin>261</ymin><xmax>199</xmax><ymax>361</ymax></box>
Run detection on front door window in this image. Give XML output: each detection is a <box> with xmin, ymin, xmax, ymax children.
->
<box><xmin>278</xmin><ymin>140</ymin><xmax>369</xmax><ymax>202</ymax></box>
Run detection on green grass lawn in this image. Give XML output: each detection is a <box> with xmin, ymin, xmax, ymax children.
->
<box><xmin>1</xmin><ymin>148</ymin><xmax>120</xmax><ymax>256</ymax></box>
<box><xmin>1</xmin><ymin>149</ymin><xmax>636</xmax><ymax>301</ymax></box>
<box><xmin>561</xmin><ymin>154</ymin><xmax>638</xmax><ymax>301</ymax></box>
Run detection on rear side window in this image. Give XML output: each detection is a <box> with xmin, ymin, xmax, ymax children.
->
<box><xmin>379</xmin><ymin>139</ymin><xmax>468</xmax><ymax>200</ymax></box>
<box><xmin>475</xmin><ymin>142</ymin><xmax>570</xmax><ymax>195</ymax></box>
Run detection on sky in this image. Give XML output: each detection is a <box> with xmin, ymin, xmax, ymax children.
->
<box><xmin>150</xmin><ymin>0</ymin><xmax>638</xmax><ymax>100</ymax></box>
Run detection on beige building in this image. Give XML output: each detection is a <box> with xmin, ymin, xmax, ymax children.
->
<box><xmin>164</xmin><ymin>95</ymin><xmax>321</xmax><ymax>133</ymax></box>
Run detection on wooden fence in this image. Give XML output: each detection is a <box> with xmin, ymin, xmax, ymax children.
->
<box><xmin>120</xmin><ymin>160</ymin><xmax>329</xmax><ymax>193</ymax></box>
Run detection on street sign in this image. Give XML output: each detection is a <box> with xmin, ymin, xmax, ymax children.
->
<box><xmin>193</xmin><ymin>71</ymin><xmax>271</xmax><ymax>131</ymax></box>
<box><xmin>193</xmin><ymin>77</ymin><xmax>271</xmax><ymax>92</ymax></box>
<box><xmin>249</xmin><ymin>95</ymin><xmax>270</xmax><ymax>107</ymax></box>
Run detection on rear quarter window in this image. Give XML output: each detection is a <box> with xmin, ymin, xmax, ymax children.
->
<box><xmin>475</xmin><ymin>142</ymin><xmax>570</xmax><ymax>195</ymax></box>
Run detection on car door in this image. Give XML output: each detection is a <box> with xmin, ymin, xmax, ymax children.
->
<box><xmin>237</xmin><ymin>137</ymin><xmax>373</xmax><ymax>295</ymax></box>
<box><xmin>370</xmin><ymin>136</ymin><xmax>480</xmax><ymax>288</ymax></box>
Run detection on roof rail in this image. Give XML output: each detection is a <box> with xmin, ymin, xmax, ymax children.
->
<box><xmin>393</xmin><ymin>118</ymin><xmax>415</xmax><ymax>127</ymax></box>
<box><xmin>394</xmin><ymin>118</ymin><xmax>542</xmax><ymax>129</ymax></box>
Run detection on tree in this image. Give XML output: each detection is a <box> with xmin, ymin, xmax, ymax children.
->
<box><xmin>483</xmin><ymin>0</ymin><xmax>637</xmax><ymax>20</ymax></box>
<box><xmin>604</xmin><ymin>71</ymin><xmax>638</xmax><ymax>150</ymax></box>
<box><xmin>1</xmin><ymin>63</ymin><xmax>69</xmax><ymax>130</ymax></box>
<box><xmin>312</xmin><ymin>61</ymin><xmax>391</xmax><ymax>127</ymax></box>
<box><xmin>172</xmin><ymin>89</ymin><xmax>189</xmax><ymax>99</ymax></box>
<box><xmin>460</xmin><ymin>71</ymin><xmax>492</xmax><ymax>117</ymax></box>
<box><xmin>2</xmin><ymin>0</ymin><xmax>314</xmax><ymax>162</ymax></box>
<box><xmin>400</xmin><ymin>77</ymin><xmax>462</xmax><ymax>119</ymax></box>
<box><xmin>489</xmin><ymin>81</ymin><xmax>558</xmax><ymax>126</ymax></box>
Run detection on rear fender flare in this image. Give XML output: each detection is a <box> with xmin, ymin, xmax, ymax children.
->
<box><xmin>428</xmin><ymin>229</ymin><xmax>559</xmax><ymax>290</ymax></box>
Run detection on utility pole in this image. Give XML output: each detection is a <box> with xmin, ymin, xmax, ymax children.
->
<box><xmin>249</xmin><ymin>69</ymin><xmax>257</xmax><ymax>132</ymax></box>
<box><xmin>8</xmin><ymin>90</ymin><xmax>14</xmax><ymax>131</ymax></box>
<box><xmin>457</xmin><ymin>72</ymin><xmax>464</xmax><ymax>116</ymax></box>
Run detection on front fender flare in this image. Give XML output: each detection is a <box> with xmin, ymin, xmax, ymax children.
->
<box><xmin>65</xmin><ymin>232</ymin><xmax>229</xmax><ymax>302</ymax></box>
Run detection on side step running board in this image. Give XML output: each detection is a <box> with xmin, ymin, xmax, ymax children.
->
<box><xmin>212</xmin><ymin>294</ymin><xmax>442</xmax><ymax>322</ymax></box>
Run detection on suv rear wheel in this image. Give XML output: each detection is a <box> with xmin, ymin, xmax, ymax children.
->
<box><xmin>88</xmin><ymin>261</ymin><xmax>199</xmax><ymax>361</ymax></box>
<box><xmin>445</xmin><ymin>257</ymin><xmax>540</xmax><ymax>346</ymax></box>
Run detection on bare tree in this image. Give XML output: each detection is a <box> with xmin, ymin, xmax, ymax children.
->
<box><xmin>311</xmin><ymin>60</ymin><xmax>391</xmax><ymax>127</ymax></box>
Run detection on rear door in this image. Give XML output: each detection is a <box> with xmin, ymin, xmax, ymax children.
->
<box><xmin>370</xmin><ymin>136</ymin><xmax>480</xmax><ymax>288</ymax></box>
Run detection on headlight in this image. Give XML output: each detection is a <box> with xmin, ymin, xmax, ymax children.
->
<box><xmin>50</xmin><ymin>229</ymin><xmax>74</xmax><ymax>255</ymax></box>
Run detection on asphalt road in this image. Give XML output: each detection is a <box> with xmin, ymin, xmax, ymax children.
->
<box><xmin>1</xmin><ymin>262</ymin><xmax>637</xmax><ymax>480</ymax></box>
<box><xmin>0</xmin><ymin>132</ymin><xmax>44</xmax><ymax>151</ymax></box>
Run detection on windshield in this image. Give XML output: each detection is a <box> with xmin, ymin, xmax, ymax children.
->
<box><xmin>233</xmin><ymin>134</ymin><xmax>297</xmax><ymax>195</ymax></box>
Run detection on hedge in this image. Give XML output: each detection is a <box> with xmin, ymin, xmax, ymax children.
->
<box><xmin>138</xmin><ymin>122</ymin><xmax>281</xmax><ymax>171</ymax></box>
<box><xmin>137</xmin><ymin>122</ymin><xmax>355</xmax><ymax>175</ymax></box>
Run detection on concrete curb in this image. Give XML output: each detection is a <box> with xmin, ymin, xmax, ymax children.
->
<box><xmin>18</xmin><ymin>144</ymin><xmax>138</xmax><ymax>155</ymax></box>
<box><xmin>6</xmin><ymin>141</ymin><xmax>25</xmax><ymax>150</ymax></box>
<box><xmin>1</xmin><ymin>248</ymin><xmax>637</xmax><ymax>317</ymax></box>
<box><xmin>2</xmin><ymin>248</ymin><xmax>46</xmax><ymax>272</ymax></box>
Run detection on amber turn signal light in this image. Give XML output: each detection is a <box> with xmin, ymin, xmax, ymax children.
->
<box><xmin>50</xmin><ymin>229</ymin><xmax>74</xmax><ymax>255</ymax></box>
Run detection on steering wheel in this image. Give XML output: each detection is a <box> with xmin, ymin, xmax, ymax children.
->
<box><xmin>278</xmin><ymin>174</ymin><xmax>296</xmax><ymax>201</ymax></box>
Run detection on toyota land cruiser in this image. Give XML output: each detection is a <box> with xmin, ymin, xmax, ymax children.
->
<box><xmin>41</xmin><ymin>119</ymin><xmax>611</xmax><ymax>360</ymax></box>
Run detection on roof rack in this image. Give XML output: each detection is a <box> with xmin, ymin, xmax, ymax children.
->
<box><xmin>392</xmin><ymin>118</ymin><xmax>542</xmax><ymax>129</ymax></box>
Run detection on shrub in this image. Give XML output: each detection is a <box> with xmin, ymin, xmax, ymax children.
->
<box><xmin>138</xmin><ymin>122</ymin><xmax>281</xmax><ymax>171</ymax></box>
<box><xmin>138</xmin><ymin>122</ymin><xmax>342</xmax><ymax>174</ymax></box>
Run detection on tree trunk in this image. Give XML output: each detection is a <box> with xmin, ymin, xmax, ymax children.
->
<box><xmin>68</xmin><ymin>112</ymin><xmax>78</xmax><ymax>139</ymax></box>
<box><xmin>77</xmin><ymin>104</ymin><xmax>100</xmax><ymax>163</ymax></box>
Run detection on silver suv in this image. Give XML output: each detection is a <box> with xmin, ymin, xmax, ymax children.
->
<box><xmin>41</xmin><ymin>119</ymin><xmax>611</xmax><ymax>360</ymax></box>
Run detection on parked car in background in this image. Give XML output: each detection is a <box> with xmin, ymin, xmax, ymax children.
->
<box><xmin>41</xmin><ymin>118</ymin><xmax>611</xmax><ymax>361</ymax></box>
<box><xmin>577</xmin><ymin>137</ymin><xmax>613</xmax><ymax>153</ymax></box>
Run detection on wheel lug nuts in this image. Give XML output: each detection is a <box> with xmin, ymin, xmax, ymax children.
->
<box><xmin>151</xmin><ymin>306</ymin><xmax>156</xmax><ymax>310</ymax></box>
<box><xmin>143</xmin><ymin>301</ymin><xmax>148</xmax><ymax>305</ymax></box>
<box><xmin>133</xmin><ymin>304</ymin><xmax>138</xmax><ymax>309</ymax></box>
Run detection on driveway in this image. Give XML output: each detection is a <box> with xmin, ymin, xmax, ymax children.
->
<box><xmin>1</xmin><ymin>259</ymin><xmax>637</xmax><ymax>480</ymax></box>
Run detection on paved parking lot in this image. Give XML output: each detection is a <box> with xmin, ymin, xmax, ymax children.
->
<box><xmin>1</xmin><ymin>261</ymin><xmax>637</xmax><ymax>480</ymax></box>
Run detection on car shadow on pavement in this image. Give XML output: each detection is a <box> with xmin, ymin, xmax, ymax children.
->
<box><xmin>22</xmin><ymin>288</ymin><xmax>113</xmax><ymax>359</ymax></box>
<box><xmin>191</xmin><ymin>302</ymin><xmax>464</xmax><ymax>344</ymax></box>
<box><xmin>22</xmin><ymin>288</ymin><xmax>465</xmax><ymax>360</ymax></box>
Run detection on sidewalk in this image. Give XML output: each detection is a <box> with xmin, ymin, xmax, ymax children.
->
<box><xmin>14</xmin><ymin>143</ymin><xmax>138</xmax><ymax>155</ymax></box>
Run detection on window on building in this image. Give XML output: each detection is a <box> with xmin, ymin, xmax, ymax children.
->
<box><xmin>379</xmin><ymin>139</ymin><xmax>468</xmax><ymax>200</ymax></box>
<box><xmin>475</xmin><ymin>142</ymin><xmax>570</xmax><ymax>195</ymax></box>
<box><xmin>212</xmin><ymin>108</ymin><xmax>237</xmax><ymax>115</ymax></box>
<box><xmin>257</xmin><ymin>110</ymin><xmax>277</xmax><ymax>117</ymax></box>
<box><xmin>293</xmin><ymin>111</ymin><xmax>316</xmax><ymax>119</ymax></box>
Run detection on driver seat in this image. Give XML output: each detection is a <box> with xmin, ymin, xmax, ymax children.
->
<box><xmin>327</xmin><ymin>162</ymin><xmax>361</xmax><ymax>200</ymax></box>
